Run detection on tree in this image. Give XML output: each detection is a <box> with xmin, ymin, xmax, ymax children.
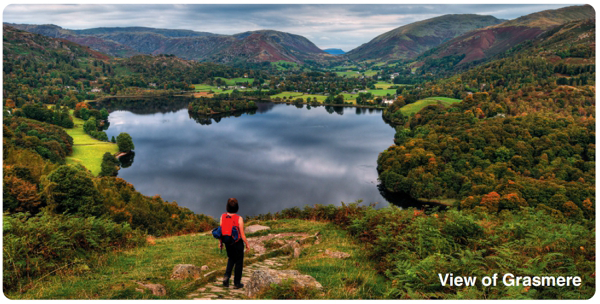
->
<box><xmin>99</xmin><ymin>152</ymin><xmax>120</xmax><ymax>177</ymax></box>
<box><xmin>111</xmin><ymin>136</ymin><xmax>116</xmax><ymax>143</ymax></box>
<box><xmin>43</xmin><ymin>165</ymin><xmax>104</xmax><ymax>216</ymax></box>
<box><xmin>80</xmin><ymin>107</ymin><xmax>90</xmax><ymax>120</ymax></box>
<box><xmin>116</xmin><ymin>133</ymin><xmax>135</xmax><ymax>153</ymax></box>
<box><xmin>83</xmin><ymin>117</ymin><xmax>97</xmax><ymax>134</ymax></box>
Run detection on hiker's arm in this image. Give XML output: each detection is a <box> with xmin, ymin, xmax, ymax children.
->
<box><xmin>239</xmin><ymin>217</ymin><xmax>249</xmax><ymax>249</ymax></box>
<box><xmin>218</xmin><ymin>216</ymin><xmax>223</xmax><ymax>249</ymax></box>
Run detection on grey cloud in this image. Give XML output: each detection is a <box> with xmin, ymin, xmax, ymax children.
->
<box><xmin>3</xmin><ymin>4</ymin><xmax>572</xmax><ymax>51</ymax></box>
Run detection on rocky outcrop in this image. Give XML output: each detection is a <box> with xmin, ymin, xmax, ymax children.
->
<box><xmin>325</xmin><ymin>249</ymin><xmax>351</xmax><ymax>259</ymax></box>
<box><xmin>245</xmin><ymin>225</ymin><xmax>271</xmax><ymax>234</ymax></box>
<box><xmin>171</xmin><ymin>264</ymin><xmax>202</xmax><ymax>280</ymax></box>
<box><xmin>247</xmin><ymin>232</ymin><xmax>309</xmax><ymax>255</ymax></box>
<box><xmin>245</xmin><ymin>269</ymin><xmax>322</xmax><ymax>297</ymax></box>
<box><xmin>135</xmin><ymin>281</ymin><xmax>167</xmax><ymax>296</ymax></box>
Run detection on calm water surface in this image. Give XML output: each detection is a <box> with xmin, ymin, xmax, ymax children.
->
<box><xmin>105</xmin><ymin>102</ymin><xmax>396</xmax><ymax>218</ymax></box>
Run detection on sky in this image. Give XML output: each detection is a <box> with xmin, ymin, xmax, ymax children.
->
<box><xmin>3</xmin><ymin>4</ymin><xmax>575</xmax><ymax>51</ymax></box>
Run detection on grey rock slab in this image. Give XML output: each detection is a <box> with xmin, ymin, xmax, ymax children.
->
<box><xmin>245</xmin><ymin>225</ymin><xmax>271</xmax><ymax>234</ymax></box>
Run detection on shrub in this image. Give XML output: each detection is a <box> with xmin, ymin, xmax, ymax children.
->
<box><xmin>42</xmin><ymin>165</ymin><xmax>106</xmax><ymax>217</ymax></box>
<box><xmin>3</xmin><ymin>211</ymin><xmax>145</xmax><ymax>291</ymax></box>
<box><xmin>251</xmin><ymin>204</ymin><xmax>595</xmax><ymax>299</ymax></box>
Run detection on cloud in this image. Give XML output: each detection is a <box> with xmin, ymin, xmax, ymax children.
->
<box><xmin>3</xmin><ymin>4</ymin><xmax>572</xmax><ymax>51</ymax></box>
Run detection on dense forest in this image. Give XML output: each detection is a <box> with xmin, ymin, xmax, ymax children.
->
<box><xmin>378</xmin><ymin>19</ymin><xmax>595</xmax><ymax>221</ymax></box>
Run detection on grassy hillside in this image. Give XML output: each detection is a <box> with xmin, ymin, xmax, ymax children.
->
<box><xmin>400</xmin><ymin>97</ymin><xmax>462</xmax><ymax>115</ymax></box>
<box><xmin>346</xmin><ymin>14</ymin><xmax>503</xmax><ymax>61</ymax></box>
<box><xmin>418</xmin><ymin>5</ymin><xmax>595</xmax><ymax>66</ymax></box>
<box><xmin>7</xmin><ymin>219</ymin><xmax>389</xmax><ymax>299</ymax></box>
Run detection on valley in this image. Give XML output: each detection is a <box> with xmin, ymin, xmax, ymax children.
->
<box><xmin>2</xmin><ymin>4</ymin><xmax>596</xmax><ymax>300</ymax></box>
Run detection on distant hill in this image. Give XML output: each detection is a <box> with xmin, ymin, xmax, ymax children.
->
<box><xmin>72</xmin><ymin>26</ymin><xmax>218</xmax><ymax>37</ymax></box>
<box><xmin>5</xmin><ymin>23</ymin><xmax>331</xmax><ymax>64</ymax></box>
<box><xmin>419</xmin><ymin>5</ymin><xmax>595</xmax><ymax>65</ymax></box>
<box><xmin>324</xmin><ymin>48</ymin><xmax>346</xmax><ymax>55</ymax></box>
<box><xmin>346</xmin><ymin>14</ymin><xmax>503</xmax><ymax>61</ymax></box>
<box><xmin>209</xmin><ymin>30</ymin><xmax>328</xmax><ymax>63</ymax></box>
<box><xmin>5</xmin><ymin>23</ymin><xmax>141</xmax><ymax>57</ymax></box>
<box><xmin>3</xmin><ymin>24</ymin><xmax>110</xmax><ymax>61</ymax></box>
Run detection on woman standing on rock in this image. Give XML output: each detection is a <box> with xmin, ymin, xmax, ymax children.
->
<box><xmin>220</xmin><ymin>198</ymin><xmax>249</xmax><ymax>288</ymax></box>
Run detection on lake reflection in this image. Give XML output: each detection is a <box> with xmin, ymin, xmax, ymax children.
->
<box><xmin>105</xmin><ymin>102</ymin><xmax>396</xmax><ymax>218</ymax></box>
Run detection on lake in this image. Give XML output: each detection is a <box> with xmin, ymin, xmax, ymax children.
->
<box><xmin>103</xmin><ymin>99</ymin><xmax>399</xmax><ymax>218</ymax></box>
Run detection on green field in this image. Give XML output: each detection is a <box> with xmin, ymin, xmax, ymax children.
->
<box><xmin>271</xmin><ymin>91</ymin><xmax>305</xmax><ymax>99</ymax></box>
<box><xmin>400</xmin><ymin>97</ymin><xmax>462</xmax><ymax>116</ymax></box>
<box><xmin>64</xmin><ymin>112</ymin><xmax>119</xmax><ymax>176</ymax></box>
<box><xmin>271</xmin><ymin>60</ymin><xmax>299</xmax><ymax>71</ymax></box>
<box><xmin>271</xmin><ymin>92</ymin><xmax>356</xmax><ymax>104</ymax></box>
<box><xmin>194</xmin><ymin>84</ymin><xmax>223</xmax><ymax>93</ymax></box>
<box><xmin>374</xmin><ymin>82</ymin><xmax>393</xmax><ymax>89</ymax></box>
<box><xmin>214</xmin><ymin>77</ymin><xmax>254</xmax><ymax>86</ymax></box>
<box><xmin>298</xmin><ymin>94</ymin><xmax>328</xmax><ymax>102</ymax></box>
<box><xmin>368</xmin><ymin>89</ymin><xmax>396</xmax><ymax>96</ymax></box>
<box><xmin>335</xmin><ymin>71</ymin><xmax>362</xmax><ymax>78</ymax></box>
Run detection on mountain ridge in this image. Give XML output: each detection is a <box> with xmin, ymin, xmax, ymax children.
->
<box><xmin>5</xmin><ymin>23</ymin><xmax>329</xmax><ymax>64</ymax></box>
<box><xmin>345</xmin><ymin>14</ymin><xmax>504</xmax><ymax>61</ymax></box>
<box><xmin>418</xmin><ymin>4</ymin><xmax>595</xmax><ymax>65</ymax></box>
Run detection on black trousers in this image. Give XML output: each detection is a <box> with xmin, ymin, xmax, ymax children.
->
<box><xmin>224</xmin><ymin>240</ymin><xmax>244</xmax><ymax>284</ymax></box>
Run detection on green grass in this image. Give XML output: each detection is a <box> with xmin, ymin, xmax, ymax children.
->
<box><xmin>400</xmin><ymin>97</ymin><xmax>462</xmax><ymax>116</ymax></box>
<box><xmin>193</xmin><ymin>84</ymin><xmax>217</xmax><ymax>91</ymax></box>
<box><xmin>374</xmin><ymin>82</ymin><xmax>393</xmax><ymax>89</ymax></box>
<box><xmin>64</xmin><ymin>112</ymin><xmax>119</xmax><ymax>176</ymax></box>
<box><xmin>214</xmin><ymin>77</ymin><xmax>254</xmax><ymax>86</ymax></box>
<box><xmin>9</xmin><ymin>218</ymin><xmax>389</xmax><ymax>299</ymax></box>
<box><xmin>271</xmin><ymin>91</ymin><xmax>305</xmax><ymax>99</ymax></box>
<box><xmin>8</xmin><ymin>233</ymin><xmax>228</xmax><ymax>299</ymax></box>
<box><xmin>251</xmin><ymin>219</ymin><xmax>390</xmax><ymax>299</ymax></box>
<box><xmin>271</xmin><ymin>61</ymin><xmax>299</xmax><ymax>71</ymax></box>
<box><xmin>298</xmin><ymin>94</ymin><xmax>328</xmax><ymax>102</ymax></box>
<box><xmin>367</xmin><ymin>89</ymin><xmax>396</xmax><ymax>96</ymax></box>
<box><xmin>335</xmin><ymin>71</ymin><xmax>362</xmax><ymax>78</ymax></box>
<box><xmin>271</xmin><ymin>92</ymin><xmax>358</xmax><ymax>104</ymax></box>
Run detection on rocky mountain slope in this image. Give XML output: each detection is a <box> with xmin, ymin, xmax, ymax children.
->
<box><xmin>208</xmin><ymin>30</ymin><xmax>328</xmax><ymax>63</ymax></box>
<box><xmin>3</xmin><ymin>24</ymin><xmax>110</xmax><ymax>61</ymax></box>
<box><xmin>5</xmin><ymin>24</ymin><xmax>329</xmax><ymax>64</ymax></box>
<box><xmin>345</xmin><ymin>14</ymin><xmax>504</xmax><ymax>61</ymax></box>
<box><xmin>419</xmin><ymin>4</ymin><xmax>595</xmax><ymax>65</ymax></box>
